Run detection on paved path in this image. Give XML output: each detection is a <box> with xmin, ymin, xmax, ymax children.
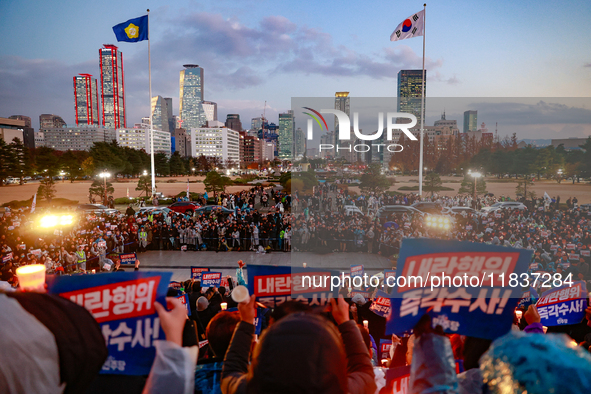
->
<box><xmin>134</xmin><ymin>250</ymin><xmax>392</xmax><ymax>282</ymax></box>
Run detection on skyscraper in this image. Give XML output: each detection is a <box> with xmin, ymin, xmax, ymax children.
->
<box><xmin>225</xmin><ymin>114</ymin><xmax>242</xmax><ymax>131</ymax></box>
<box><xmin>278</xmin><ymin>110</ymin><xmax>295</xmax><ymax>160</ymax></box>
<box><xmin>251</xmin><ymin>117</ymin><xmax>263</xmax><ymax>132</ymax></box>
<box><xmin>294</xmin><ymin>127</ymin><xmax>306</xmax><ymax>158</ymax></box>
<box><xmin>179</xmin><ymin>64</ymin><xmax>206</xmax><ymax>129</ymax></box>
<box><xmin>397</xmin><ymin>70</ymin><xmax>426</xmax><ymax>126</ymax></box>
<box><xmin>164</xmin><ymin>97</ymin><xmax>174</xmax><ymax>133</ymax></box>
<box><xmin>39</xmin><ymin>114</ymin><xmax>66</xmax><ymax>130</ymax></box>
<box><xmin>74</xmin><ymin>74</ymin><xmax>100</xmax><ymax>126</ymax></box>
<box><xmin>463</xmin><ymin>110</ymin><xmax>477</xmax><ymax>133</ymax></box>
<box><xmin>334</xmin><ymin>91</ymin><xmax>350</xmax><ymax>136</ymax></box>
<box><xmin>202</xmin><ymin>101</ymin><xmax>217</xmax><ymax>124</ymax></box>
<box><xmin>99</xmin><ymin>44</ymin><xmax>126</xmax><ymax>128</ymax></box>
<box><xmin>151</xmin><ymin>95</ymin><xmax>170</xmax><ymax>132</ymax></box>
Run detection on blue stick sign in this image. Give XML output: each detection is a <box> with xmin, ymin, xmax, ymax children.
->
<box><xmin>385</xmin><ymin>366</ymin><xmax>410</xmax><ymax>394</ymax></box>
<box><xmin>350</xmin><ymin>264</ymin><xmax>364</xmax><ymax>278</ymax></box>
<box><xmin>46</xmin><ymin>271</ymin><xmax>172</xmax><ymax>375</ymax></box>
<box><xmin>247</xmin><ymin>265</ymin><xmax>340</xmax><ymax>308</ymax></box>
<box><xmin>536</xmin><ymin>281</ymin><xmax>588</xmax><ymax>326</ymax></box>
<box><xmin>201</xmin><ymin>272</ymin><xmax>222</xmax><ymax>287</ymax></box>
<box><xmin>177</xmin><ymin>294</ymin><xmax>191</xmax><ymax>316</ymax></box>
<box><xmin>370</xmin><ymin>290</ymin><xmax>392</xmax><ymax>318</ymax></box>
<box><xmin>386</xmin><ymin>239</ymin><xmax>531</xmax><ymax>340</ymax></box>
<box><xmin>119</xmin><ymin>253</ymin><xmax>137</xmax><ymax>265</ymax></box>
<box><xmin>517</xmin><ymin>287</ymin><xmax>539</xmax><ymax>309</ymax></box>
<box><xmin>379</xmin><ymin>339</ymin><xmax>392</xmax><ymax>360</ymax></box>
<box><xmin>191</xmin><ymin>267</ymin><xmax>209</xmax><ymax>279</ymax></box>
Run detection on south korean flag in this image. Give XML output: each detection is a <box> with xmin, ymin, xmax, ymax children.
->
<box><xmin>390</xmin><ymin>10</ymin><xmax>425</xmax><ymax>42</ymax></box>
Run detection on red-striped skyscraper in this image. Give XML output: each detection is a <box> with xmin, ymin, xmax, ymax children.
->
<box><xmin>99</xmin><ymin>44</ymin><xmax>126</xmax><ymax>128</ymax></box>
<box><xmin>73</xmin><ymin>74</ymin><xmax>100</xmax><ymax>126</ymax></box>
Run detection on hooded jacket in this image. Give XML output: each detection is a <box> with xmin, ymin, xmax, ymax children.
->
<box><xmin>221</xmin><ymin>313</ymin><xmax>376</xmax><ymax>394</ymax></box>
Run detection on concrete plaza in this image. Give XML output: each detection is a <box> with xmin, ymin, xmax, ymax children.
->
<box><xmin>134</xmin><ymin>250</ymin><xmax>393</xmax><ymax>282</ymax></box>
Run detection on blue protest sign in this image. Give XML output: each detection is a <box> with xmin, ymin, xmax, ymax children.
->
<box><xmin>385</xmin><ymin>366</ymin><xmax>410</xmax><ymax>394</ymax></box>
<box><xmin>201</xmin><ymin>272</ymin><xmax>222</xmax><ymax>287</ymax></box>
<box><xmin>536</xmin><ymin>281</ymin><xmax>588</xmax><ymax>326</ymax></box>
<box><xmin>247</xmin><ymin>265</ymin><xmax>341</xmax><ymax>308</ymax></box>
<box><xmin>386</xmin><ymin>239</ymin><xmax>531</xmax><ymax>340</ymax></box>
<box><xmin>177</xmin><ymin>294</ymin><xmax>191</xmax><ymax>316</ymax></box>
<box><xmin>379</xmin><ymin>338</ymin><xmax>392</xmax><ymax>360</ymax></box>
<box><xmin>2</xmin><ymin>252</ymin><xmax>13</xmax><ymax>263</ymax></box>
<box><xmin>228</xmin><ymin>306</ymin><xmax>266</xmax><ymax>335</ymax></box>
<box><xmin>46</xmin><ymin>271</ymin><xmax>172</xmax><ymax>375</ymax></box>
<box><xmin>350</xmin><ymin>264</ymin><xmax>364</xmax><ymax>278</ymax></box>
<box><xmin>191</xmin><ymin>266</ymin><xmax>209</xmax><ymax>279</ymax></box>
<box><xmin>517</xmin><ymin>287</ymin><xmax>539</xmax><ymax>309</ymax></box>
<box><xmin>119</xmin><ymin>253</ymin><xmax>137</xmax><ymax>265</ymax></box>
<box><xmin>370</xmin><ymin>290</ymin><xmax>392</xmax><ymax>318</ymax></box>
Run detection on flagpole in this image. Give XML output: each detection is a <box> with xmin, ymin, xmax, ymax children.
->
<box><xmin>147</xmin><ymin>8</ymin><xmax>156</xmax><ymax>198</ymax></box>
<box><xmin>418</xmin><ymin>3</ymin><xmax>426</xmax><ymax>197</ymax></box>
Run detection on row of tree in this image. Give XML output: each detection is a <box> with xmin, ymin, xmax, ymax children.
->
<box><xmin>0</xmin><ymin>139</ymin><xmax>250</xmax><ymax>186</ymax></box>
<box><xmin>389</xmin><ymin>133</ymin><xmax>591</xmax><ymax>180</ymax></box>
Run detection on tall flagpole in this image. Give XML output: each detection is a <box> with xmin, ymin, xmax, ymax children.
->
<box><xmin>147</xmin><ymin>9</ymin><xmax>156</xmax><ymax>197</ymax></box>
<box><xmin>418</xmin><ymin>3</ymin><xmax>426</xmax><ymax>197</ymax></box>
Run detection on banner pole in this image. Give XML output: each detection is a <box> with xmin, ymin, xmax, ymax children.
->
<box><xmin>418</xmin><ymin>3</ymin><xmax>426</xmax><ymax>197</ymax></box>
<box><xmin>147</xmin><ymin>9</ymin><xmax>156</xmax><ymax>198</ymax></box>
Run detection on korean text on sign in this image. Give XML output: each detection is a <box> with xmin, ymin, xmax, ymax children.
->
<box><xmin>350</xmin><ymin>264</ymin><xmax>364</xmax><ymax>278</ymax></box>
<box><xmin>46</xmin><ymin>272</ymin><xmax>171</xmax><ymax>376</ymax></box>
<box><xmin>387</xmin><ymin>239</ymin><xmax>531</xmax><ymax>341</ymax></box>
<box><xmin>119</xmin><ymin>253</ymin><xmax>137</xmax><ymax>265</ymax></box>
<box><xmin>247</xmin><ymin>265</ymin><xmax>339</xmax><ymax>308</ymax></box>
<box><xmin>191</xmin><ymin>267</ymin><xmax>209</xmax><ymax>279</ymax></box>
<box><xmin>201</xmin><ymin>272</ymin><xmax>222</xmax><ymax>287</ymax></box>
<box><xmin>536</xmin><ymin>281</ymin><xmax>588</xmax><ymax>326</ymax></box>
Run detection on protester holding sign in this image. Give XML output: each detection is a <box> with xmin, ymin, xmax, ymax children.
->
<box><xmin>221</xmin><ymin>294</ymin><xmax>376</xmax><ymax>394</ymax></box>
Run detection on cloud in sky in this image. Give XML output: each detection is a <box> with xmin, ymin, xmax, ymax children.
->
<box><xmin>1</xmin><ymin>10</ymin><xmax>452</xmax><ymax>128</ymax></box>
<box><xmin>584</xmin><ymin>62</ymin><xmax>591</xmax><ymax>68</ymax></box>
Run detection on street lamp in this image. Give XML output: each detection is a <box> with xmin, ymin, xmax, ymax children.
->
<box><xmin>99</xmin><ymin>171</ymin><xmax>111</xmax><ymax>206</ymax></box>
<box><xmin>469</xmin><ymin>171</ymin><xmax>482</xmax><ymax>201</ymax></box>
<box><xmin>143</xmin><ymin>170</ymin><xmax>148</xmax><ymax>176</ymax></box>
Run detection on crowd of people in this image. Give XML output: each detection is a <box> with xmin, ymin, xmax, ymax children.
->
<box><xmin>0</xmin><ymin>186</ymin><xmax>292</xmax><ymax>283</ymax></box>
<box><xmin>291</xmin><ymin>183</ymin><xmax>591</xmax><ymax>284</ymax></box>
<box><xmin>1</xmin><ymin>180</ymin><xmax>591</xmax><ymax>393</ymax></box>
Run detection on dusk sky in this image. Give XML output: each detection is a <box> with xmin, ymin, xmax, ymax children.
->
<box><xmin>1</xmin><ymin>0</ymin><xmax>590</xmax><ymax>138</ymax></box>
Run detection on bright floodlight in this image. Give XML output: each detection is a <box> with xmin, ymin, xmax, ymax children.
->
<box><xmin>471</xmin><ymin>172</ymin><xmax>482</xmax><ymax>178</ymax></box>
<box><xmin>59</xmin><ymin>215</ymin><xmax>73</xmax><ymax>226</ymax></box>
<box><xmin>99</xmin><ymin>172</ymin><xmax>111</xmax><ymax>178</ymax></box>
<box><xmin>40</xmin><ymin>215</ymin><xmax>58</xmax><ymax>228</ymax></box>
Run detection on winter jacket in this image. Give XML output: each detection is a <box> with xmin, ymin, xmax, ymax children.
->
<box><xmin>221</xmin><ymin>314</ymin><xmax>376</xmax><ymax>394</ymax></box>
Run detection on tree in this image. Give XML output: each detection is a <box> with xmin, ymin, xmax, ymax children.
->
<box><xmin>34</xmin><ymin>146</ymin><xmax>60</xmax><ymax>176</ymax></box>
<box><xmin>89</xmin><ymin>179</ymin><xmax>114</xmax><ymax>203</ymax></box>
<box><xmin>515</xmin><ymin>177</ymin><xmax>534</xmax><ymax>199</ymax></box>
<box><xmin>89</xmin><ymin>141</ymin><xmax>127</xmax><ymax>175</ymax></box>
<box><xmin>81</xmin><ymin>157</ymin><xmax>95</xmax><ymax>177</ymax></box>
<box><xmin>203</xmin><ymin>171</ymin><xmax>232</xmax><ymax>200</ymax></box>
<box><xmin>0</xmin><ymin>139</ymin><xmax>10</xmax><ymax>185</ymax></box>
<box><xmin>359</xmin><ymin>163</ymin><xmax>391</xmax><ymax>193</ymax></box>
<box><xmin>169</xmin><ymin>152</ymin><xmax>185</xmax><ymax>176</ymax></box>
<box><xmin>9</xmin><ymin>137</ymin><xmax>32</xmax><ymax>183</ymax></box>
<box><xmin>37</xmin><ymin>176</ymin><xmax>57</xmax><ymax>202</ymax></box>
<box><xmin>155</xmin><ymin>153</ymin><xmax>170</xmax><ymax>176</ymax></box>
<box><xmin>458</xmin><ymin>174</ymin><xmax>487</xmax><ymax>196</ymax></box>
<box><xmin>424</xmin><ymin>172</ymin><xmax>442</xmax><ymax>197</ymax></box>
<box><xmin>135</xmin><ymin>175</ymin><xmax>152</xmax><ymax>197</ymax></box>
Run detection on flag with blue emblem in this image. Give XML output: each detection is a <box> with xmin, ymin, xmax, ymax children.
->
<box><xmin>113</xmin><ymin>15</ymin><xmax>148</xmax><ymax>42</ymax></box>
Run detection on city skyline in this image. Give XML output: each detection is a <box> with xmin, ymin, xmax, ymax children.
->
<box><xmin>1</xmin><ymin>0</ymin><xmax>590</xmax><ymax>138</ymax></box>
